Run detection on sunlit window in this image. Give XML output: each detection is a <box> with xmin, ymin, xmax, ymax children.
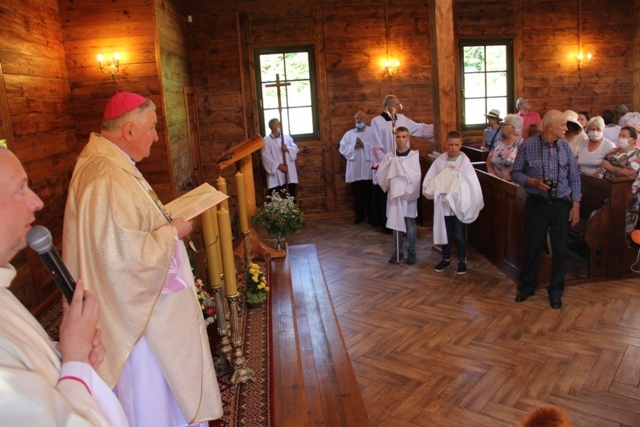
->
<box><xmin>255</xmin><ymin>46</ymin><xmax>319</xmax><ymax>140</ymax></box>
<box><xmin>460</xmin><ymin>40</ymin><xmax>513</xmax><ymax>130</ymax></box>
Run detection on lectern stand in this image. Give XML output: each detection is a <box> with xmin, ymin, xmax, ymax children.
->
<box><xmin>217</xmin><ymin>135</ymin><xmax>286</xmax><ymax>261</ymax></box>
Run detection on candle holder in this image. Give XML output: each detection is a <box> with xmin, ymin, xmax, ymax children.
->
<box><xmin>211</xmin><ymin>284</ymin><xmax>231</xmax><ymax>373</ymax></box>
<box><xmin>228</xmin><ymin>293</ymin><xmax>255</xmax><ymax>386</ymax></box>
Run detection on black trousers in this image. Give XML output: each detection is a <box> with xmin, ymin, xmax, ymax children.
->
<box><xmin>351</xmin><ymin>179</ymin><xmax>372</xmax><ymax>222</ymax></box>
<box><xmin>520</xmin><ymin>196</ymin><xmax>572</xmax><ymax>299</ymax></box>
<box><xmin>268</xmin><ymin>183</ymin><xmax>297</xmax><ymax>201</ymax></box>
<box><xmin>369</xmin><ymin>184</ymin><xmax>387</xmax><ymax>228</ymax></box>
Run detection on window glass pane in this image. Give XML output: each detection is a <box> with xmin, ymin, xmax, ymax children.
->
<box><xmin>262</xmin><ymin>84</ymin><xmax>288</xmax><ymax>110</ymax></box>
<box><xmin>486</xmin><ymin>72</ymin><xmax>507</xmax><ymax>97</ymax></box>
<box><xmin>486</xmin><ymin>45</ymin><xmax>506</xmax><ymax>71</ymax></box>
<box><xmin>263</xmin><ymin>109</ymin><xmax>290</xmax><ymax>134</ymax></box>
<box><xmin>289</xmin><ymin>107</ymin><xmax>313</xmax><ymax>134</ymax></box>
<box><xmin>287</xmin><ymin>81</ymin><xmax>311</xmax><ymax>107</ymax></box>
<box><xmin>284</xmin><ymin>52</ymin><xmax>310</xmax><ymax>80</ymax></box>
<box><xmin>464</xmin><ymin>73</ymin><xmax>485</xmax><ymax>98</ymax></box>
<box><xmin>487</xmin><ymin>98</ymin><xmax>508</xmax><ymax>119</ymax></box>
<box><xmin>260</xmin><ymin>54</ymin><xmax>285</xmax><ymax>82</ymax></box>
<box><xmin>465</xmin><ymin>98</ymin><xmax>487</xmax><ymax>126</ymax></box>
<box><xmin>463</xmin><ymin>46</ymin><xmax>485</xmax><ymax>72</ymax></box>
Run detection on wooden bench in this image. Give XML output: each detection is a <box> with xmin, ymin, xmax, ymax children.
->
<box><xmin>270</xmin><ymin>244</ymin><xmax>370</xmax><ymax>427</ymax></box>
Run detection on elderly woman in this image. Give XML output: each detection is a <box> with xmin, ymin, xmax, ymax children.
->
<box><xmin>576</xmin><ymin>116</ymin><xmax>615</xmax><ymax>175</ymax></box>
<box><xmin>486</xmin><ymin>114</ymin><xmax>524</xmax><ymax>181</ymax></box>
<box><xmin>600</xmin><ymin>126</ymin><xmax>640</xmax><ymax>234</ymax></box>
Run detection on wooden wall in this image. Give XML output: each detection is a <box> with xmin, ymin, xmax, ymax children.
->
<box><xmin>156</xmin><ymin>0</ymin><xmax>195</xmax><ymax>190</ymax></box>
<box><xmin>0</xmin><ymin>0</ymin><xmax>75</xmax><ymax>315</ymax></box>
<box><xmin>59</xmin><ymin>0</ymin><xmax>174</xmax><ymax>192</ymax></box>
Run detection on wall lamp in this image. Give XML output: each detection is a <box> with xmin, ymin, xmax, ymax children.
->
<box><xmin>577</xmin><ymin>52</ymin><xmax>592</xmax><ymax>70</ymax></box>
<box><xmin>385</xmin><ymin>59</ymin><xmax>400</xmax><ymax>79</ymax></box>
<box><xmin>97</xmin><ymin>52</ymin><xmax>120</xmax><ymax>80</ymax></box>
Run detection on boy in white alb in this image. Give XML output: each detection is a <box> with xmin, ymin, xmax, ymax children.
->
<box><xmin>377</xmin><ymin>127</ymin><xmax>422</xmax><ymax>265</ymax></box>
<box><xmin>422</xmin><ymin>131</ymin><xmax>484</xmax><ymax>275</ymax></box>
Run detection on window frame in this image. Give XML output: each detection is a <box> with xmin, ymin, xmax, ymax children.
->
<box><xmin>254</xmin><ymin>45</ymin><xmax>319</xmax><ymax>141</ymax></box>
<box><xmin>459</xmin><ymin>38</ymin><xmax>514</xmax><ymax>132</ymax></box>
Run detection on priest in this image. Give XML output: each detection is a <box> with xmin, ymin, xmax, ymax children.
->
<box><xmin>63</xmin><ymin>92</ymin><xmax>223</xmax><ymax>426</ymax></box>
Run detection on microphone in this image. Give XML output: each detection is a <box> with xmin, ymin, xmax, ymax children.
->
<box><xmin>26</xmin><ymin>225</ymin><xmax>76</xmax><ymax>303</ymax></box>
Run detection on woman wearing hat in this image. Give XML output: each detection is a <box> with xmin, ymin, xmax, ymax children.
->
<box><xmin>481</xmin><ymin>109</ymin><xmax>502</xmax><ymax>151</ymax></box>
<box><xmin>564</xmin><ymin>110</ymin><xmax>588</xmax><ymax>156</ymax></box>
<box><xmin>576</xmin><ymin>116</ymin><xmax>615</xmax><ymax>175</ymax></box>
<box><xmin>486</xmin><ymin>114</ymin><xmax>523</xmax><ymax>181</ymax></box>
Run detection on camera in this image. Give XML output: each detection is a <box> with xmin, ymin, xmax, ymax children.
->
<box><xmin>545</xmin><ymin>179</ymin><xmax>558</xmax><ymax>199</ymax></box>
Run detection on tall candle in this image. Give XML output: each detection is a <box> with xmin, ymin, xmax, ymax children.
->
<box><xmin>216</xmin><ymin>176</ymin><xmax>229</xmax><ymax>210</ymax></box>
<box><xmin>201</xmin><ymin>207</ymin><xmax>221</xmax><ymax>287</ymax></box>
<box><xmin>235</xmin><ymin>171</ymin><xmax>249</xmax><ymax>233</ymax></box>
<box><xmin>217</xmin><ymin>207</ymin><xmax>238</xmax><ymax>296</ymax></box>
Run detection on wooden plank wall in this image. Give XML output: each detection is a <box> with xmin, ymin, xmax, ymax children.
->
<box><xmin>58</xmin><ymin>0</ymin><xmax>173</xmax><ymax>192</ymax></box>
<box><xmin>187</xmin><ymin>2</ymin><xmax>435</xmax><ymax>215</ymax></box>
<box><xmin>156</xmin><ymin>0</ymin><xmax>194</xmax><ymax>190</ymax></box>
<box><xmin>0</xmin><ymin>0</ymin><xmax>75</xmax><ymax>315</ymax></box>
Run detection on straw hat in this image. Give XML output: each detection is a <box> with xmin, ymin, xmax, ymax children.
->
<box><xmin>484</xmin><ymin>109</ymin><xmax>501</xmax><ymax>120</ymax></box>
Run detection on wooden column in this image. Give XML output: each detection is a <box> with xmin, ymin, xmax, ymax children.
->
<box><xmin>429</xmin><ymin>0</ymin><xmax>456</xmax><ymax>151</ymax></box>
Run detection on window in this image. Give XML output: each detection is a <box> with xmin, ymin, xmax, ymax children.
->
<box><xmin>460</xmin><ymin>39</ymin><xmax>513</xmax><ymax>130</ymax></box>
<box><xmin>255</xmin><ymin>46</ymin><xmax>319</xmax><ymax>140</ymax></box>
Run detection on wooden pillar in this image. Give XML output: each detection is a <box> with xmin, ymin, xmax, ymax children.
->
<box><xmin>429</xmin><ymin>0</ymin><xmax>456</xmax><ymax>151</ymax></box>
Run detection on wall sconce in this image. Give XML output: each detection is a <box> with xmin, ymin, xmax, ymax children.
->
<box><xmin>385</xmin><ymin>59</ymin><xmax>400</xmax><ymax>79</ymax></box>
<box><xmin>577</xmin><ymin>52</ymin><xmax>592</xmax><ymax>70</ymax></box>
<box><xmin>97</xmin><ymin>52</ymin><xmax>120</xmax><ymax>80</ymax></box>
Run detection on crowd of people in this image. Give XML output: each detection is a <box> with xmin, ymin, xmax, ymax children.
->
<box><xmin>338</xmin><ymin>95</ymin><xmax>640</xmax><ymax>311</ymax></box>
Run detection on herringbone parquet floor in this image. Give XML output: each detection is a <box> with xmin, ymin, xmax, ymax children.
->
<box><xmin>288</xmin><ymin>217</ymin><xmax>640</xmax><ymax>427</ymax></box>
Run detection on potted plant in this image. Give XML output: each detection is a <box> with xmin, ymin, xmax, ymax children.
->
<box><xmin>251</xmin><ymin>191</ymin><xmax>303</xmax><ymax>250</ymax></box>
<box><xmin>245</xmin><ymin>262</ymin><xmax>269</xmax><ymax>307</ymax></box>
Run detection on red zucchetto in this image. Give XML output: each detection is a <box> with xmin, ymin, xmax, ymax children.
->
<box><xmin>103</xmin><ymin>92</ymin><xmax>147</xmax><ymax>119</ymax></box>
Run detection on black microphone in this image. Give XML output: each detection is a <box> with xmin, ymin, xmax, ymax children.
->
<box><xmin>26</xmin><ymin>225</ymin><xmax>76</xmax><ymax>303</ymax></box>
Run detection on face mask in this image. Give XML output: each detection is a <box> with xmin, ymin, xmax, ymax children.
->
<box><xmin>355</xmin><ymin>122</ymin><xmax>365</xmax><ymax>130</ymax></box>
<box><xmin>276</xmin><ymin>127</ymin><xmax>282</xmax><ymax>135</ymax></box>
<box><xmin>618</xmin><ymin>138</ymin><xmax>630</xmax><ymax>149</ymax></box>
<box><xmin>588</xmin><ymin>131</ymin><xmax>603</xmax><ymax>141</ymax></box>
<box><xmin>398</xmin><ymin>103</ymin><xmax>403</xmax><ymax>111</ymax></box>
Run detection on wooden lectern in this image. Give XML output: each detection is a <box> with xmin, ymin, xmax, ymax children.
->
<box><xmin>217</xmin><ymin>135</ymin><xmax>285</xmax><ymax>261</ymax></box>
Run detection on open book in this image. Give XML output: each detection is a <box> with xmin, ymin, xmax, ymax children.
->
<box><xmin>165</xmin><ymin>182</ymin><xmax>229</xmax><ymax>220</ymax></box>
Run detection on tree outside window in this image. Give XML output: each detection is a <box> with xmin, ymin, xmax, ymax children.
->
<box><xmin>460</xmin><ymin>40</ymin><xmax>513</xmax><ymax>130</ymax></box>
<box><xmin>256</xmin><ymin>46</ymin><xmax>318</xmax><ymax>139</ymax></box>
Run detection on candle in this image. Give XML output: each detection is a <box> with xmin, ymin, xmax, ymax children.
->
<box><xmin>201</xmin><ymin>207</ymin><xmax>221</xmax><ymax>287</ymax></box>
<box><xmin>235</xmin><ymin>171</ymin><xmax>249</xmax><ymax>233</ymax></box>
<box><xmin>217</xmin><ymin>207</ymin><xmax>238</xmax><ymax>296</ymax></box>
<box><xmin>216</xmin><ymin>176</ymin><xmax>229</xmax><ymax>210</ymax></box>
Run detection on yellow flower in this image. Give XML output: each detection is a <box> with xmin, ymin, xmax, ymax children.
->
<box><xmin>249</xmin><ymin>263</ymin><xmax>260</xmax><ymax>269</ymax></box>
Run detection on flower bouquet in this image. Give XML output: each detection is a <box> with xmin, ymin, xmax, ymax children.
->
<box><xmin>245</xmin><ymin>262</ymin><xmax>269</xmax><ymax>306</ymax></box>
<box><xmin>195</xmin><ymin>278</ymin><xmax>216</xmax><ymax>326</ymax></box>
<box><xmin>251</xmin><ymin>192</ymin><xmax>303</xmax><ymax>249</ymax></box>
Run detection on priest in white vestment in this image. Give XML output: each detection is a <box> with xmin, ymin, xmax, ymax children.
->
<box><xmin>262</xmin><ymin>117</ymin><xmax>299</xmax><ymax>200</ymax></box>
<box><xmin>0</xmin><ymin>147</ymin><xmax>128</xmax><ymax>426</ymax></box>
<box><xmin>422</xmin><ymin>131</ymin><xmax>484</xmax><ymax>275</ymax></box>
<box><xmin>376</xmin><ymin>126</ymin><xmax>422</xmax><ymax>265</ymax></box>
<box><xmin>62</xmin><ymin>93</ymin><xmax>223</xmax><ymax>426</ymax></box>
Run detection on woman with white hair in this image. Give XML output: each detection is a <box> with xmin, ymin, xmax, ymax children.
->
<box><xmin>576</xmin><ymin>116</ymin><xmax>615</xmax><ymax>175</ymax></box>
<box><xmin>486</xmin><ymin>114</ymin><xmax>524</xmax><ymax>181</ymax></box>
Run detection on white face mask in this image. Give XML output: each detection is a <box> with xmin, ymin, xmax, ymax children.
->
<box><xmin>355</xmin><ymin>122</ymin><xmax>365</xmax><ymax>130</ymax></box>
<box><xmin>618</xmin><ymin>138</ymin><xmax>630</xmax><ymax>149</ymax></box>
<box><xmin>276</xmin><ymin>127</ymin><xmax>282</xmax><ymax>135</ymax></box>
<box><xmin>588</xmin><ymin>131</ymin><xmax>603</xmax><ymax>141</ymax></box>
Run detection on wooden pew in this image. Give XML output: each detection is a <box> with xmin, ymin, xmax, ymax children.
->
<box><xmin>470</xmin><ymin>167</ymin><xmax>638</xmax><ymax>284</ymax></box>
